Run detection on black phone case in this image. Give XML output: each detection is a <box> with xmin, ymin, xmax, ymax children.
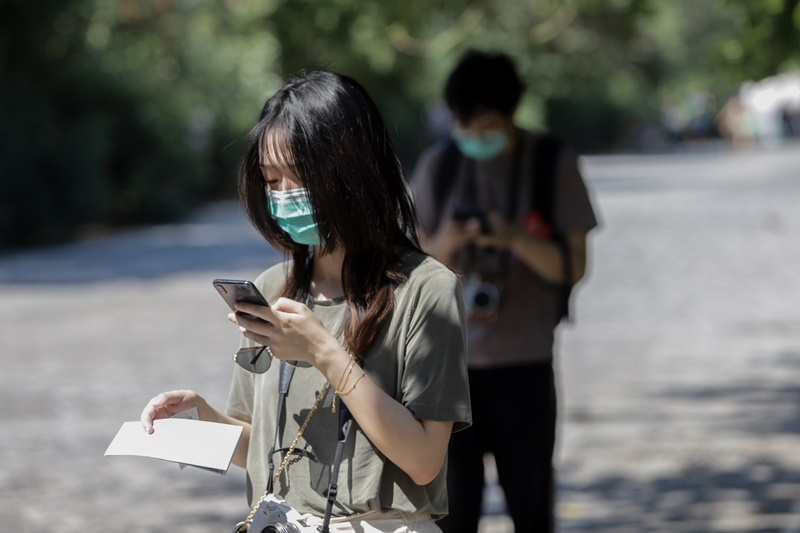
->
<box><xmin>212</xmin><ymin>279</ymin><xmax>270</xmax><ymax>315</ymax></box>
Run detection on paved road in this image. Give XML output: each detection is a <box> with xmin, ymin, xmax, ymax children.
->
<box><xmin>1</xmin><ymin>144</ymin><xmax>799</xmax><ymax>532</ymax></box>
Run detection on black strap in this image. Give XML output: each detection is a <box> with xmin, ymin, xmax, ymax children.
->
<box><xmin>266</xmin><ymin>362</ymin><xmax>295</xmax><ymax>494</ymax></box>
<box><xmin>531</xmin><ymin>136</ymin><xmax>560</xmax><ymax>222</ymax></box>
<box><xmin>531</xmin><ymin>135</ymin><xmax>573</xmax><ymax>321</ymax></box>
<box><xmin>266</xmin><ymin>361</ymin><xmax>355</xmax><ymax>533</ymax></box>
<box><xmin>319</xmin><ymin>404</ymin><xmax>355</xmax><ymax>533</ymax></box>
<box><xmin>432</xmin><ymin>141</ymin><xmax>461</xmax><ymax>229</ymax></box>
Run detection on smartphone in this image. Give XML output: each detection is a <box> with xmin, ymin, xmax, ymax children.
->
<box><xmin>212</xmin><ymin>279</ymin><xmax>270</xmax><ymax>320</ymax></box>
<box><xmin>213</xmin><ymin>278</ymin><xmax>310</xmax><ymax>368</ymax></box>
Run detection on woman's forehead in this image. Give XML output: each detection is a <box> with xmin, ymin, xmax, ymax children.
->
<box><xmin>259</xmin><ymin>129</ymin><xmax>295</xmax><ymax>169</ymax></box>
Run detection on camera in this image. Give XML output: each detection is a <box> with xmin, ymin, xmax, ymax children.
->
<box><xmin>462</xmin><ymin>273</ymin><xmax>503</xmax><ymax>320</ymax></box>
<box><xmin>248</xmin><ymin>495</ymin><xmax>317</xmax><ymax>533</ymax></box>
<box><xmin>262</xmin><ymin>525</ymin><xmax>302</xmax><ymax>533</ymax></box>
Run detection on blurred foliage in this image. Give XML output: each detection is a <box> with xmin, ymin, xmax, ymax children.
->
<box><xmin>0</xmin><ymin>0</ymin><xmax>277</xmax><ymax>248</ymax></box>
<box><xmin>1</xmin><ymin>0</ymin><xmax>799</xmax><ymax>249</ymax></box>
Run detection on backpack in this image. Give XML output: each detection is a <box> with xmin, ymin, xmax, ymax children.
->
<box><xmin>431</xmin><ymin>134</ymin><xmax>573</xmax><ymax>321</ymax></box>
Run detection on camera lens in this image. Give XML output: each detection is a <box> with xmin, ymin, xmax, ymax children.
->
<box><xmin>262</xmin><ymin>523</ymin><xmax>302</xmax><ymax>533</ymax></box>
<box><xmin>473</xmin><ymin>289</ymin><xmax>493</xmax><ymax>309</ymax></box>
<box><xmin>468</xmin><ymin>282</ymin><xmax>501</xmax><ymax>317</ymax></box>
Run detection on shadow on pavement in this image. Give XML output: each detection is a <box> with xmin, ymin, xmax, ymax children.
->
<box><xmin>657</xmin><ymin>349</ymin><xmax>800</xmax><ymax>436</ymax></box>
<box><xmin>556</xmin><ymin>348</ymin><xmax>800</xmax><ymax>532</ymax></box>
<box><xmin>560</xmin><ymin>458</ymin><xmax>800</xmax><ymax>532</ymax></box>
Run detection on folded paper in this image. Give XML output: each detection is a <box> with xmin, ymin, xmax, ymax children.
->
<box><xmin>105</xmin><ymin>418</ymin><xmax>242</xmax><ymax>475</ymax></box>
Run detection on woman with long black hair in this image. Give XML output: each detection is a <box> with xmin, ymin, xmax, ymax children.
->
<box><xmin>140</xmin><ymin>70</ymin><xmax>471</xmax><ymax>532</ymax></box>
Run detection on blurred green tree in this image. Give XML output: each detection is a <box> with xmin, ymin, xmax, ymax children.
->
<box><xmin>717</xmin><ymin>0</ymin><xmax>800</xmax><ymax>80</ymax></box>
<box><xmin>0</xmin><ymin>0</ymin><xmax>280</xmax><ymax>248</ymax></box>
<box><xmin>636</xmin><ymin>0</ymin><xmax>800</xmax><ymax>143</ymax></box>
<box><xmin>266</xmin><ymin>0</ymin><xmax>658</xmax><ymax>153</ymax></box>
<box><xmin>3</xmin><ymin>0</ymin><xmax>797</xmax><ymax>249</ymax></box>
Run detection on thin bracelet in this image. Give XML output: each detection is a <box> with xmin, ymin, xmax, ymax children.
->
<box><xmin>336</xmin><ymin>370</ymin><xmax>366</xmax><ymax>397</ymax></box>
<box><xmin>335</xmin><ymin>357</ymin><xmax>357</xmax><ymax>390</ymax></box>
<box><xmin>332</xmin><ymin>354</ymin><xmax>356</xmax><ymax>413</ymax></box>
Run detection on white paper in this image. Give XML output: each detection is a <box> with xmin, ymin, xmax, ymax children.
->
<box><xmin>105</xmin><ymin>418</ymin><xmax>242</xmax><ymax>475</ymax></box>
<box><xmin>170</xmin><ymin>408</ymin><xmax>200</xmax><ymax>471</ymax></box>
<box><xmin>171</xmin><ymin>407</ymin><xmax>199</xmax><ymax>421</ymax></box>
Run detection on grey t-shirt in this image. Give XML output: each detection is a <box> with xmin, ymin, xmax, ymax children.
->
<box><xmin>410</xmin><ymin>130</ymin><xmax>598</xmax><ymax>367</ymax></box>
<box><xmin>226</xmin><ymin>252</ymin><xmax>471</xmax><ymax>519</ymax></box>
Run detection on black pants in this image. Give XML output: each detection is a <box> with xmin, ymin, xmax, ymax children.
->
<box><xmin>438</xmin><ymin>362</ymin><xmax>557</xmax><ymax>533</ymax></box>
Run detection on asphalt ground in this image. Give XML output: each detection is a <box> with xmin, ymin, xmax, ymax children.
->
<box><xmin>1</xmin><ymin>143</ymin><xmax>799</xmax><ymax>532</ymax></box>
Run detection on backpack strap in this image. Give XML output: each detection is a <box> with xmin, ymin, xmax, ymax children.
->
<box><xmin>431</xmin><ymin>140</ymin><xmax>461</xmax><ymax>230</ymax></box>
<box><xmin>531</xmin><ymin>135</ymin><xmax>561</xmax><ymax>224</ymax></box>
<box><xmin>531</xmin><ymin>135</ymin><xmax>573</xmax><ymax>321</ymax></box>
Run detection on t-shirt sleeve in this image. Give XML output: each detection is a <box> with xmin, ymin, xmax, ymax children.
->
<box><xmin>553</xmin><ymin>146</ymin><xmax>599</xmax><ymax>235</ymax></box>
<box><xmin>226</xmin><ymin>366</ymin><xmax>256</xmax><ymax>422</ymax></box>
<box><xmin>400</xmin><ymin>267</ymin><xmax>472</xmax><ymax>432</ymax></box>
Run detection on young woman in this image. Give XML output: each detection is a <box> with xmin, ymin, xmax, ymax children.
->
<box><xmin>140</xmin><ymin>70</ymin><xmax>471</xmax><ymax>532</ymax></box>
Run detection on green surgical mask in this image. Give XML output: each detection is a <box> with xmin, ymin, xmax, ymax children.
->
<box><xmin>267</xmin><ymin>188</ymin><xmax>322</xmax><ymax>246</ymax></box>
<box><xmin>453</xmin><ymin>130</ymin><xmax>509</xmax><ymax>161</ymax></box>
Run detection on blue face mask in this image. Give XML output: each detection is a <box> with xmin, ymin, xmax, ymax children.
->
<box><xmin>267</xmin><ymin>188</ymin><xmax>322</xmax><ymax>246</ymax></box>
<box><xmin>453</xmin><ymin>130</ymin><xmax>509</xmax><ymax>161</ymax></box>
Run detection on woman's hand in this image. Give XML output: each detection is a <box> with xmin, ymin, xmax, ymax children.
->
<box><xmin>140</xmin><ymin>390</ymin><xmax>200</xmax><ymax>434</ymax></box>
<box><xmin>229</xmin><ymin>298</ymin><xmax>340</xmax><ymax>368</ymax></box>
<box><xmin>140</xmin><ymin>389</ymin><xmax>253</xmax><ymax>467</ymax></box>
<box><xmin>423</xmin><ymin>217</ymin><xmax>482</xmax><ymax>265</ymax></box>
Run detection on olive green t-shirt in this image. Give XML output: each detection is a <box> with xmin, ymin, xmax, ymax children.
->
<box><xmin>225</xmin><ymin>252</ymin><xmax>471</xmax><ymax>519</ymax></box>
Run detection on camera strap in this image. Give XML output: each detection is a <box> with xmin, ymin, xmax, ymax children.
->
<box><xmin>266</xmin><ymin>361</ymin><xmax>296</xmax><ymax>494</ymax></box>
<box><xmin>320</xmin><ymin>402</ymin><xmax>355</xmax><ymax>533</ymax></box>
<box><xmin>248</xmin><ymin>360</ymin><xmax>354</xmax><ymax>533</ymax></box>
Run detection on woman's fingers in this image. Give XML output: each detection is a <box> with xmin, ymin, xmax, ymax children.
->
<box><xmin>140</xmin><ymin>391</ymin><xmax>195</xmax><ymax>434</ymax></box>
<box><xmin>234</xmin><ymin>298</ymin><xmax>332</xmax><ymax>366</ymax></box>
<box><xmin>231</xmin><ymin>309</ymin><xmax>274</xmax><ymax>344</ymax></box>
<box><xmin>140</xmin><ymin>393</ymin><xmax>167</xmax><ymax>434</ymax></box>
<box><xmin>271</xmin><ymin>297</ymin><xmax>306</xmax><ymax>314</ymax></box>
<box><xmin>233</xmin><ymin>302</ymin><xmax>274</xmax><ymax>323</ymax></box>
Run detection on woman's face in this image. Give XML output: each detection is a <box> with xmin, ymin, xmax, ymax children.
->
<box><xmin>259</xmin><ymin>132</ymin><xmax>303</xmax><ymax>192</ymax></box>
<box><xmin>258</xmin><ymin>131</ymin><xmax>324</xmax><ymax>247</ymax></box>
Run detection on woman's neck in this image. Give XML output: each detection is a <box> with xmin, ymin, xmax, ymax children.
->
<box><xmin>310</xmin><ymin>247</ymin><xmax>345</xmax><ymax>301</ymax></box>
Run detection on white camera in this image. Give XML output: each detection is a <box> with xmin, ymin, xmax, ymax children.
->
<box><xmin>248</xmin><ymin>494</ymin><xmax>316</xmax><ymax>533</ymax></box>
<box><xmin>462</xmin><ymin>273</ymin><xmax>503</xmax><ymax>319</ymax></box>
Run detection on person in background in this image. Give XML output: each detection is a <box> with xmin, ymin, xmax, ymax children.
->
<box><xmin>410</xmin><ymin>50</ymin><xmax>598</xmax><ymax>533</ymax></box>
<box><xmin>141</xmin><ymin>70</ymin><xmax>471</xmax><ymax>533</ymax></box>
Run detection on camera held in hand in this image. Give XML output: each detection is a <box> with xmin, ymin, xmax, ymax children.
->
<box><xmin>462</xmin><ymin>273</ymin><xmax>504</xmax><ymax>321</ymax></box>
<box><xmin>452</xmin><ymin>204</ymin><xmax>491</xmax><ymax>235</ymax></box>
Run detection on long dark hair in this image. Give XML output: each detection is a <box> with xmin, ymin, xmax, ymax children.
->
<box><xmin>239</xmin><ymin>70</ymin><xmax>421</xmax><ymax>357</ymax></box>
